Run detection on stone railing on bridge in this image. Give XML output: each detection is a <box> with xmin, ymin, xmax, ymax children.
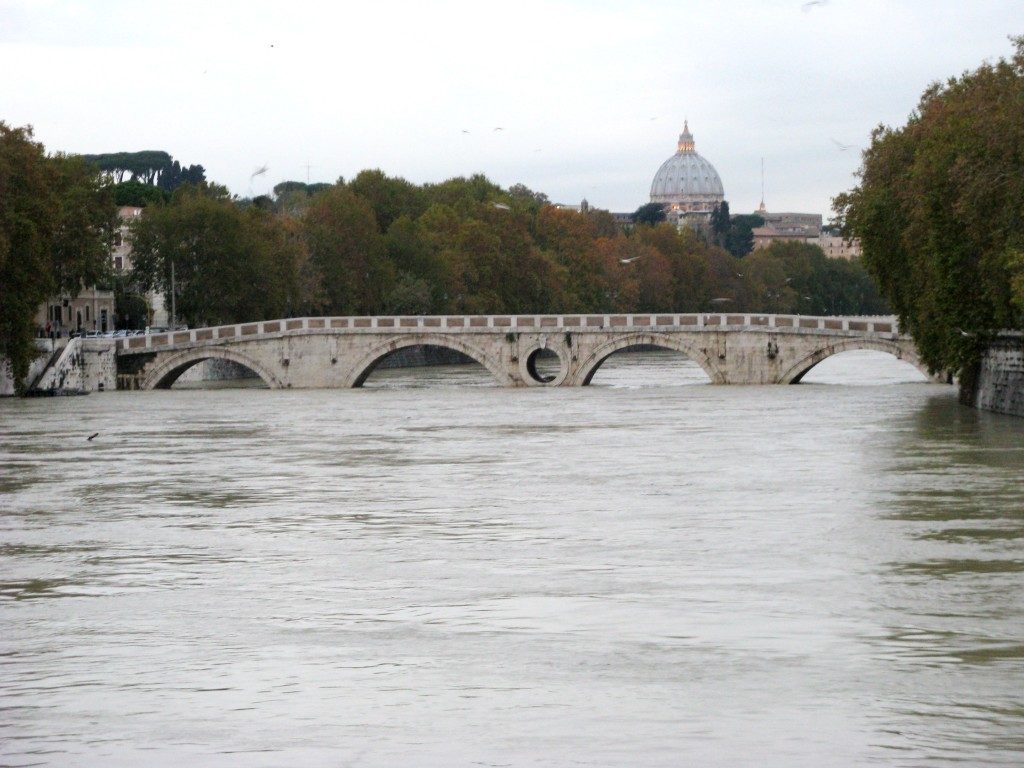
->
<box><xmin>119</xmin><ymin>313</ymin><xmax>901</xmax><ymax>353</ymax></box>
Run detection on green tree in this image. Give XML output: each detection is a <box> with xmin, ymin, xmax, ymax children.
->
<box><xmin>632</xmin><ymin>202</ymin><xmax>666</xmax><ymax>226</ymax></box>
<box><xmin>709</xmin><ymin>201</ymin><xmax>730</xmax><ymax>248</ymax></box>
<box><xmin>384</xmin><ymin>214</ymin><xmax>450</xmax><ymax>311</ymax></box>
<box><xmin>112</xmin><ymin>181</ymin><xmax>169</xmax><ymax>207</ymax></box>
<box><xmin>113</xmin><ymin>275</ymin><xmax>149</xmax><ymax>329</ymax></box>
<box><xmin>1</xmin><ymin>123</ymin><xmax>115</xmax><ymax>391</ymax></box>
<box><xmin>129</xmin><ymin>185</ymin><xmax>303</xmax><ymax>326</ymax></box>
<box><xmin>725</xmin><ymin>213</ymin><xmax>764</xmax><ymax>257</ymax></box>
<box><xmin>303</xmin><ymin>186</ymin><xmax>391</xmax><ymax>314</ymax></box>
<box><xmin>835</xmin><ymin>36</ymin><xmax>1024</xmax><ymax>376</ymax></box>
<box><xmin>347</xmin><ymin>169</ymin><xmax>427</xmax><ymax>233</ymax></box>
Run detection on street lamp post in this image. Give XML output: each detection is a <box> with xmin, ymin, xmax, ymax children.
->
<box><xmin>170</xmin><ymin>259</ymin><xmax>176</xmax><ymax>330</ymax></box>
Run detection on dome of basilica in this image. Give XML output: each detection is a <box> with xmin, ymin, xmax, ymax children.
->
<box><xmin>649</xmin><ymin>121</ymin><xmax>725</xmax><ymax>215</ymax></box>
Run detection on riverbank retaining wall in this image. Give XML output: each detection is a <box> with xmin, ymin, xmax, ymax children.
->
<box><xmin>2</xmin><ymin>338</ymin><xmax>118</xmax><ymax>395</ymax></box>
<box><xmin>1</xmin><ymin>340</ymin><xmax>59</xmax><ymax>396</ymax></box>
<box><xmin>962</xmin><ymin>333</ymin><xmax>1024</xmax><ymax>418</ymax></box>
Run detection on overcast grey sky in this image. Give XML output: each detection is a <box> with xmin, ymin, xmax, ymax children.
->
<box><xmin>1</xmin><ymin>1</ymin><xmax>1019</xmax><ymax>216</ymax></box>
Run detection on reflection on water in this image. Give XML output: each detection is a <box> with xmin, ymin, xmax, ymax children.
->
<box><xmin>0</xmin><ymin>351</ymin><xmax>1021</xmax><ymax>767</ymax></box>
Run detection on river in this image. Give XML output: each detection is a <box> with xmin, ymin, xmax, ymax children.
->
<box><xmin>1</xmin><ymin>351</ymin><xmax>1022</xmax><ymax>767</ymax></box>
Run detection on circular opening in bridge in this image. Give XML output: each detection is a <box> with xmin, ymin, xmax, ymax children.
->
<box><xmin>526</xmin><ymin>347</ymin><xmax>561</xmax><ymax>384</ymax></box>
<box><xmin>797</xmin><ymin>350</ymin><xmax>930</xmax><ymax>385</ymax></box>
<box><xmin>165</xmin><ymin>358</ymin><xmax>267</xmax><ymax>389</ymax></box>
<box><xmin>359</xmin><ymin>344</ymin><xmax>495</xmax><ymax>388</ymax></box>
<box><xmin>585</xmin><ymin>346</ymin><xmax>711</xmax><ymax>387</ymax></box>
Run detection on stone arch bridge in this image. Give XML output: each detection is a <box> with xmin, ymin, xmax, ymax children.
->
<box><xmin>115</xmin><ymin>313</ymin><xmax>937</xmax><ymax>390</ymax></box>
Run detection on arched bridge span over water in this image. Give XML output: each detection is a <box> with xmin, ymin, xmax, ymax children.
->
<box><xmin>114</xmin><ymin>313</ymin><xmax>940</xmax><ymax>390</ymax></box>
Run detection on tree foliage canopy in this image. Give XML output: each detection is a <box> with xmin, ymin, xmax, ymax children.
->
<box><xmin>632</xmin><ymin>202</ymin><xmax>667</xmax><ymax>225</ymax></box>
<box><xmin>1</xmin><ymin>123</ymin><xmax>115</xmax><ymax>390</ymax></box>
<box><xmin>124</xmin><ymin>170</ymin><xmax>889</xmax><ymax>330</ymax></box>
<box><xmin>835</xmin><ymin>37</ymin><xmax>1024</xmax><ymax>375</ymax></box>
<box><xmin>81</xmin><ymin>150</ymin><xmax>205</xmax><ymax>191</ymax></box>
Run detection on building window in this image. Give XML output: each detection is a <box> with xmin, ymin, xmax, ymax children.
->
<box><xmin>114</xmin><ymin>256</ymin><xmax>123</xmax><ymax>271</ymax></box>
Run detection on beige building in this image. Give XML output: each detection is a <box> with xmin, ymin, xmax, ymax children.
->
<box><xmin>36</xmin><ymin>287</ymin><xmax>114</xmax><ymax>337</ymax></box>
<box><xmin>815</xmin><ymin>235</ymin><xmax>863</xmax><ymax>260</ymax></box>
<box><xmin>112</xmin><ymin>206</ymin><xmax>143</xmax><ymax>273</ymax></box>
<box><xmin>750</xmin><ymin>205</ymin><xmax>862</xmax><ymax>259</ymax></box>
<box><xmin>751</xmin><ymin>206</ymin><xmax>823</xmax><ymax>250</ymax></box>
<box><xmin>111</xmin><ymin>205</ymin><xmax>169</xmax><ymax>327</ymax></box>
<box><xmin>34</xmin><ymin>205</ymin><xmax>171</xmax><ymax>337</ymax></box>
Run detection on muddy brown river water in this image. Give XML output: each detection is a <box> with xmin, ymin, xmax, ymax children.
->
<box><xmin>1</xmin><ymin>351</ymin><xmax>1022</xmax><ymax>766</ymax></box>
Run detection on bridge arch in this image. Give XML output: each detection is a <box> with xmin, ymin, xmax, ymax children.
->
<box><xmin>344</xmin><ymin>333</ymin><xmax>512</xmax><ymax>387</ymax></box>
<box><xmin>778</xmin><ymin>337</ymin><xmax>933</xmax><ymax>384</ymax></box>
<box><xmin>573</xmin><ymin>332</ymin><xmax>726</xmax><ymax>385</ymax></box>
<box><xmin>140</xmin><ymin>346</ymin><xmax>285</xmax><ymax>390</ymax></box>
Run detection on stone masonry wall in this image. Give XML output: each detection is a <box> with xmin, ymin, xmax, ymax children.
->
<box><xmin>967</xmin><ymin>333</ymin><xmax>1024</xmax><ymax>418</ymax></box>
<box><xmin>80</xmin><ymin>339</ymin><xmax>117</xmax><ymax>392</ymax></box>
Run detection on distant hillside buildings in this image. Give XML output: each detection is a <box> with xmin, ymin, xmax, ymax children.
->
<box><xmin>750</xmin><ymin>205</ymin><xmax>862</xmax><ymax>259</ymax></box>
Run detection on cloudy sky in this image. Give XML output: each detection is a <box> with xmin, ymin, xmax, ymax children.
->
<box><xmin>1</xmin><ymin>1</ymin><xmax>1019</xmax><ymax>216</ymax></box>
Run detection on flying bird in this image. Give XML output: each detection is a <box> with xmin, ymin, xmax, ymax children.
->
<box><xmin>251</xmin><ymin>164</ymin><xmax>269</xmax><ymax>178</ymax></box>
<box><xmin>620</xmin><ymin>256</ymin><xmax>643</xmax><ymax>264</ymax></box>
<box><xmin>461</xmin><ymin>129</ymin><xmax>470</xmax><ymax>134</ymax></box>
<box><xmin>493</xmin><ymin>127</ymin><xmax>504</xmax><ymax>132</ymax></box>
<box><xmin>831</xmin><ymin>138</ymin><xmax>854</xmax><ymax>151</ymax></box>
<box><xmin>802</xmin><ymin>0</ymin><xmax>827</xmax><ymax>11</ymax></box>
<box><xmin>87</xmin><ymin>432</ymin><xmax>99</xmax><ymax>441</ymax></box>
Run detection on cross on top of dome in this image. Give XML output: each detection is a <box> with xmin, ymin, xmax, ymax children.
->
<box><xmin>677</xmin><ymin>120</ymin><xmax>695</xmax><ymax>153</ymax></box>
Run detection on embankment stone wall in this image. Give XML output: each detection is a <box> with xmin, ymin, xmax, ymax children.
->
<box><xmin>964</xmin><ymin>333</ymin><xmax>1024</xmax><ymax>418</ymax></box>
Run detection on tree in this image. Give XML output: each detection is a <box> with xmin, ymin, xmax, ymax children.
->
<box><xmin>1</xmin><ymin>124</ymin><xmax>115</xmax><ymax>391</ymax></box>
<box><xmin>508</xmin><ymin>183</ymin><xmax>550</xmax><ymax>208</ymax></box>
<box><xmin>632</xmin><ymin>202</ymin><xmax>666</xmax><ymax>226</ymax></box>
<box><xmin>709</xmin><ymin>201</ymin><xmax>730</xmax><ymax>247</ymax></box>
<box><xmin>835</xmin><ymin>36</ymin><xmax>1024</xmax><ymax>377</ymax></box>
<box><xmin>156</xmin><ymin>160</ymin><xmax>206</xmax><ymax>191</ymax></box>
<box><xmin>113</xmin><ymin>274</ymin><xmax>149</xmax><ymax>329</ymax></box>
<box><xmin>112</xmin><ymin>181</ymin><xmax>169</xmax><ymax>207</ymax></box>
<box><xmin>725</xmin><ymin>213</ymin><xmax>764</xmax><ymax>257</ymax></box>
<box><xmin>634</xmin><ymin>224</ymin><xmax>711</xmax><ymax>311</ymax></box>
<box><xmin>129</xmin><ymin>185</ymin><xmax>305</xmax><ymax>326</ymax></box>
<box><xmin>302</xmin><ymin>186</ymin><xmax>391</xmax><ymax>314</ymax></box>
<box><xmin>81</xmin><ymin>151</ymin><xmax>205</xmax><ymax>191</ymax></box>
<box><xmin>347</xmin><ymin>169</ymin><xmax>427</xmax><ymax>232</ymax></box>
